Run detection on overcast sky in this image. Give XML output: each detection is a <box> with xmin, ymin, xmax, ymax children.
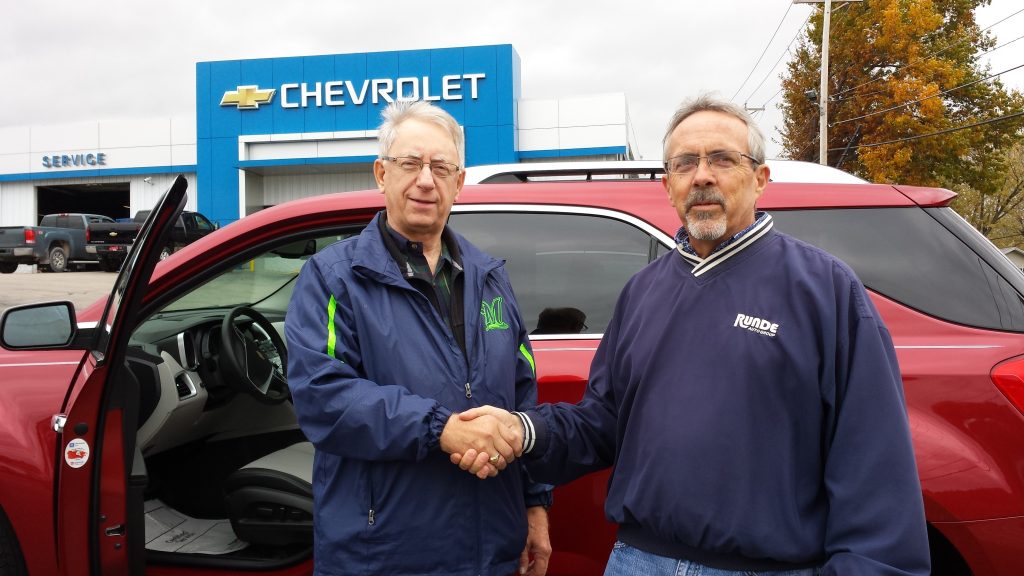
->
<box><xmin>1</xmin><ymin>0</ymin><xmax>1021</xmax><ymax>161</ymax></box>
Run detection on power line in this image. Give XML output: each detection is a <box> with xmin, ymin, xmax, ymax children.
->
<box><xmin>740</xmin><ymin>11</ymin><xmax>813</xmax><ymax>111</ymax></box>
<box><xmin>977</xmin><ymin>32</ymin><xmax>1024</xmax><ymax>60</ymax></box>
<box><xmin>832</xmin><ymin>62</ymin><xmax>1024</xmax><ymax>126</ymax></box>
<box><xmin>745</xmin><ymin>46</ymin><xmax>797</xmax><ymax>104</ymax></box>
<box><xmin>834</xmin><ymin>32</ymin><xmax>1024</xmax><ymax>104</ymax></box>
<box><xmin>829</xmin><ymin>109</ymin><xmax>1024</xmax><ymax>151</ymax></box>
<box><xmin>731</xmin><ymin>3</ymin><xmax>794</xmax><ymax>101</ymax></box>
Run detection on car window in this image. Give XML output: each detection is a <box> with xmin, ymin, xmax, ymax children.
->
<box><xmin>771</xmin><ymin>207</ymin><xmax>1024</xmax><ymax>331</ymax></box>
<box><xmin>193</xmin><ymin>214</ymin><xmax>215</xmax><ymax>232</ymax></box>
<box><xmin>449</xmin><ymin>211</ymin><xmax>657</xmax><ymax>335</ymax></box>
<box><xmin>159</xmin><ymin>231</ymin><xmax>358</xmax><ymax>313</ymax></box>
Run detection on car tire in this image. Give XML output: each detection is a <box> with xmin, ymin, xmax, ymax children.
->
<box><xmin>0</xmin><ymin>262</ymin><xmax>17</xmax><ymax>274</ymax></box>
<box><xmin>0</xmin><ymin>508</ymin><xmax>27</xmax><ymax>576</ymax></box>
<box><xmin>47</xmin><ymin>246</ymin><xmax>68</xmax><ymax>273</ymax></box>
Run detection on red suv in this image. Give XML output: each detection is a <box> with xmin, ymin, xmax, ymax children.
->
<box><xmin>0</xmin><ymin>165</ymin><xmax>1021</xmax><ymax>575</ymax></box>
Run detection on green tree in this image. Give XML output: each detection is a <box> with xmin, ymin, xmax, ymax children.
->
<box><xmin>779</xmin><ymin>0</ymin><xmax>1024</xmax><ymax>195</ymax></box>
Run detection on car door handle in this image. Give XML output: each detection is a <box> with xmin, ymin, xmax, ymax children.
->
<box><xmin>105</xmin><ymin>524</ymin><xmax>125</xmax><ymax>537</ymax></box>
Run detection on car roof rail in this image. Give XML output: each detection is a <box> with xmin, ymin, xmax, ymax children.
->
<box><xmin>464</xmin><ymin>159</ymin><xmax>867</xmax><ymax>185</ymax></box>
<box><xmin>465</xmin><ymin>161</ymin><xmax>665</xmax><ymax>184</ymax></box>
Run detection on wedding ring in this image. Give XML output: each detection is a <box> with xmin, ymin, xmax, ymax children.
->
<box><xmin>489</xmin><ymin>454</ymin><xmax>500</xmax><ymax>464</ymax></box>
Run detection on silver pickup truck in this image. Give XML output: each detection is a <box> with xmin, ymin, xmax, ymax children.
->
<box><xmin>0</xmin><ymin>213</ymin><xmax>115</xmax><ymax>273</ymax></box>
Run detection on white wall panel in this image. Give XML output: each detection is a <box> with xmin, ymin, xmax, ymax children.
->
<box><xmin>31</xmin><ymin>122</ymin><xmax>100</xmax><ymax>151</ymax></box>
<box><xmin>316</xmin><ymin>138</ymin><xmax>377</xmax><ymax>158</ymax></box>
<box><xmin>100</xmin><ymin>118</ymin><xmax>172</xmax><ymax>148</ymax></box>
<box><xmin>107</xmin><ymin>146</ymin><xmax>175</xmax><ymax>168</ymax></box>
<box><xmin>517</xmin><ymin>99</ymin><xmax>559</xmax><ymax>130</ymax></box>
<box><xmin>171</xmin><ymin>144</ymin><xmax>198</xmax><ymax>166</ymax></box>
<box><xmin>171</xmin><ymin>117</ymin><xmax>197</xmax><ymax>145</ymax></box>
<box><xmin>0</xmin><ymin>153</ymin><xmax>31</xmax><ymax>173</ymax></box>
<box><xmin>1</xmin><ymin>117</ymin><xmax>198</xmax><ymax>177</ymax></box>
<box><xmin>558</xmin><ymin>125</ymin><xmax>628</xmax><ymax>149</ymax></box>
<box><xmin>516</xmin><ymin>93</ymin><xmax>629</xmax><ymax>154</ymax></box>
<box><xmin>517</xmin><ymin>128</ymin><xmax>559</xmax><ymax>151</ymax></box>
<box><xmin>248</xmin><ymin>141</ymin><xmax>317</xmax><ymax>161</ymax></box>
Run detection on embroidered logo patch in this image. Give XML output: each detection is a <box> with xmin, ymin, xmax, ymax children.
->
<box><xmin>481</xmin><ymin>297</ymin><xmax>510</xmax><ymax>331</ymax></box>
<box><xmin>733</xmin><ymin>313</ymin><xmax>780</xmax><ymax>337</ymax></box>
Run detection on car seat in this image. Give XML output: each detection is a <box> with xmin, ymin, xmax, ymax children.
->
<box><xmin>223</xmin><ymin>441</ymin><xmax>314</xmax><ymax>545</ymax></box>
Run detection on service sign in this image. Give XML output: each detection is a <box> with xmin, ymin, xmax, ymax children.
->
<box><xmin>41</xmin><ymin>152</ymin><xmax>107</xmax><ymax>169</ymax></box>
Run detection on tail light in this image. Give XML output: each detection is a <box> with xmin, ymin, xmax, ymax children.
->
<box><xmin>24</xmin><ymin>229</ymin><xmax>36</xmax><ymax>244</ymax></box>
<box><xmin>86</xmin><ymin>227</ymin><xmax>91</xmax><ymax>243</ymax></box>
<box><xmin>991</xmin><ymin>356</ymin><xmax>1024</xmax><ymax>416</ymax></box>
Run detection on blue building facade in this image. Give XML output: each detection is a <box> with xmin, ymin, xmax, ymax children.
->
<box><xmin>197</xmin><ymin>45</ymin><xmax>522</xmax><ymax>224</ymax></box>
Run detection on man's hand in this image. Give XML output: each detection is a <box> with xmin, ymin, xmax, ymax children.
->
<box><xmin>519</xmin><ymin>506</ymin><xmax>551</xmax><ymax>576</ymax></box>
<box><xmin>446</xmin><ymin>406</ymin><xmax>525</xmax><ymax>478</ymax></box>
<box><xmin>439</xmin><ymin>412</ymin><xmax>521</xmax><ymax>479</ymax></box>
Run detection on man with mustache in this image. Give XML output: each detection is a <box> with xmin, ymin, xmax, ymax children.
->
<box><xmin>455</xmin><ymin>94</ymin><xmax>930</xmax><ymax>575</ymax></box>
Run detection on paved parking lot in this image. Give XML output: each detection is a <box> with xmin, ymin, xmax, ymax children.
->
<box><xmin>0</xmin><ymin>270</ymin><xmax>117</xmax><ymax>314</ymax></box>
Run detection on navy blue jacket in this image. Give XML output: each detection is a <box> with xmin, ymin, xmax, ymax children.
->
<box><xmin>524</xmin><ymin>216</ymin><xmax>930</xmax><ymax>575</ymax></box>
<box><xmin>286</xmin><ymin>213</ymin><xmax>549</xmax><ymax>576</ymax></box>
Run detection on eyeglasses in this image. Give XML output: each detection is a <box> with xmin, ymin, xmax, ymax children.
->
<box><xmin>382</xmin><ymin>156</ymin><xmax>461</xmax><ymax>179</ymax></box>
<box><xmin>664</xmin><ymin>151</ymin><xmax>760</xmax><ymax>175</ymax></box>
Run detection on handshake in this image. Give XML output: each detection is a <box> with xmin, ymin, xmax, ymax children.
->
<box><xmin>440</xmin><ymin>406</ymin><xmax>528</xmax><ymax>479</ymax></box>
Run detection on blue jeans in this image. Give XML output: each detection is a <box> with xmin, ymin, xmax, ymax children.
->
<box><xmin>603</xmin><ymin>541</ymin><xmax>821</xmax><ymax>576</ymax></box>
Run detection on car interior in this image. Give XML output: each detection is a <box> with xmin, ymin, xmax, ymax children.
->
<box><xmin>124</xmin><ymin>232</ymin><xmax>353</xmax><ymax>568</ymax></box>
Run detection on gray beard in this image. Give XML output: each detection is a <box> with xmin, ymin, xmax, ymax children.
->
<box><xmin>684</xmin><ymin>186</ymin><xmax>728</xmax><ymax>242</ymax></box>
<box><xmin>686</xmin><ymin>212</ymin><xmax>728</xmax><ymax>241</ymax></box>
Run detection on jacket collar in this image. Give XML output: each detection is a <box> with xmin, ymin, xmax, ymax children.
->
<box><xmin>353</xmin><ymin>211</ymin><xmax>499</xmax><ymax>283</ymax></box>
<box><xmin>675</xmin><ymin>212</ymin><xmax>775</xmax><ymax>278</ymax></box>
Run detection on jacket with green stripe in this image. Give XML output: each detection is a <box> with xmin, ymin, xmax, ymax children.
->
<box><xmin>285</xmin><ymin>213</ymin><xmax>550</xmax><ymax>576</ymax></box>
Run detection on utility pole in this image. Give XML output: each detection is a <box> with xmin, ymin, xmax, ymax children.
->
<box><xmin>793</xmin><ymin>0</ymin><xmax>861</xmax><ymax>165</ymax></box>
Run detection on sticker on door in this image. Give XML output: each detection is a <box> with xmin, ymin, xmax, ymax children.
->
<box><xmin>64</xmin><ymin>438</ymin><xmax>90</xmax><ymax>468</ymax></box>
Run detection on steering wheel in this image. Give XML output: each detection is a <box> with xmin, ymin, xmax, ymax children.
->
<box><xmin>220</xmin><ymin>306</ymin><xmax>289</xmax><ymax>404</ymax></box>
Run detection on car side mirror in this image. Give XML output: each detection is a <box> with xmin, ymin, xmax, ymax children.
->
<box><xmin>0</xmin><ymin>301</ymin><xmax>77</xmax><ymax>349</ymax></box>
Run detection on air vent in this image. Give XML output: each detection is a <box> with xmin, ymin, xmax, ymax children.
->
<box><xmin>174</xmin><ymin>372</ymin><xmax>197</xmax><ymax>399</ymax></box>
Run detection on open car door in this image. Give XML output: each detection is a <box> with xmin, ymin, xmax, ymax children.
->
<box><xmin>54</xmin><ymin>176</ymin><xmax>187</xmax><ymax>575</ymax></box>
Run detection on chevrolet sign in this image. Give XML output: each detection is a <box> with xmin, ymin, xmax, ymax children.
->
<box><xmin>220</xmin><ymin>86</ymin><xmax>276</xmax><ymax>109</ymax></box>
<box><xmin>220</xmin><ymin>73</ymin><xmax>485</xmax><ymax>110</ymax></box>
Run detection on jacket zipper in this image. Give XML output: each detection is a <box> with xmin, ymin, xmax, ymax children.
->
<box><xmin>367</xmin><ymin>472</ymin><xmax>376</xmax><ymax>526</ymax></box>
<box><xmin>405</xmin><ymin>274</ymin><xmax>475</xmax><ymax>399</ymax></box>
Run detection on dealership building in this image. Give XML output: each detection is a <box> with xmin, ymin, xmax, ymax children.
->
<box><xmin>0</xmin><ymin>44</ymin><xmax>636</xmax><ymax>230</ymax></box>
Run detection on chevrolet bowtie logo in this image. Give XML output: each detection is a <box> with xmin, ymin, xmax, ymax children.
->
<box><xmin>220</xmin><ymin>85</ymin><xmax>276</xmax><ymax>110</ymax></box>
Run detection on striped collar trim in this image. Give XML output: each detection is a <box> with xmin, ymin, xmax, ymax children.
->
<box><xmin>675</xmin><ymin>214</ymin><xmax>775</xmax><ymax>277</ymax></box>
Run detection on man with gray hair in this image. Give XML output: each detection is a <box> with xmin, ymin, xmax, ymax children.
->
<box><xmin>456</xmin><ymin>94</ymin><xmax>930</xmax><ymax>575</ymax></box>
<box><xmin>286</xmin><ymin>100</ymin><xmax>552</xmax><ymax>576</ymax></box>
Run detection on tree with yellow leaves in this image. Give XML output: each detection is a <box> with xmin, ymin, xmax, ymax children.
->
<box><xmin>779</xmin><ymin>0</ymin><xmax>1024</xmax><ymax>194</ymax></box>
